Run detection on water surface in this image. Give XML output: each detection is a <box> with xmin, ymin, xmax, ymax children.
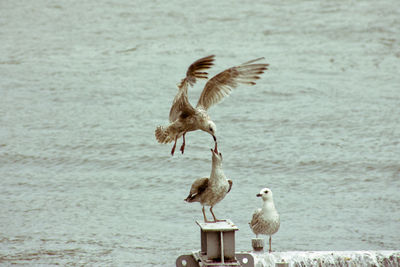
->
<box><xmin>1</xmin><ymin>0</ymin><xmax>399</xmax><ymax>265</ymax></box>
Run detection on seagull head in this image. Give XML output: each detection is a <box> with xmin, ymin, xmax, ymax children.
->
<box><xmin>257</xmin><ymin>187</ymin><xmax>273</xmax><ymax>201</ymax></box>
<box><xmin>204</xmin><ymin>120</ymin><xmax>217</xmax><ymax>142</ymax></box>
<box><xmin>211</xmin><ymin>147</ymin><xmax>222</xmax><ymax>163</ymax></box>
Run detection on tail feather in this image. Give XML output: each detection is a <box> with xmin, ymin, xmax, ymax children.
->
<box><xmin>155</xmin><ymin>126</ymin><xmax>171</xmax><ymax>144</ymax></box>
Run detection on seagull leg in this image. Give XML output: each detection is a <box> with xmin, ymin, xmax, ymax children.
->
<box><xmin>180</xmin><ymin>132</ymin><xmax>186</xmax><ymax>154</ymax></box>
<box><xmin>171</xmin><ymin>136</ymin><xmax>178</xmax><ymax>156</ymax></box>
<box><xmin>210</xmin><ymin>207</ymin><xmax>217</xmax><ymax>222</ymax></box>
<box><xmin>202</xmin><ymin>206</ymin><xmax>211</xmax><ymax>222</ymax></box>
<box><xmin>269</xmin><ymin>236</ymin><xmax>272</xmax><ymax>253</ymax></box>
<box><xmin>210</xmin><ymin>207</ymin><xmax>224</xmax><ymax>222</ymax></box>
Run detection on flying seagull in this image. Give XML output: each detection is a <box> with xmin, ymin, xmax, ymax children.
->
<box><xmin>249</xmin><ymin>188</ymin><xmax>280</xmax><ymax>253</ymax></box>
<box><xmin>184</xmin><ymin>146</ymin><xmax>232</xmax><ymax>222</ymax></box>
<box><xmin>155</xmin><ymin>55</ymin><xmax>268</xmax><ymax>155</ymax></box>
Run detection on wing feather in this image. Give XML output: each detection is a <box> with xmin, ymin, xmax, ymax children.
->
<box><xmin>168</xmin><ymin>82</ymin><xmax>196</xmax><ymax>123</ymax></box>
<box><xmin>196</xmin><ymin>58</ymin><xmax>268</xmax><ymax>110</ymax></box>
<box><xmin>185</xmin><ymin>178</ymin><xmax>209</xmax><ymax>202</ymax></box>
<box><xmin>169</xmin><ymin>55</ymin><xmax>215</xmax><ymax>122</ymax></box>
<box><xmin>249</xmin><ymin>208</ymin><xmax>262</xmax><ymax>230</ymax></box>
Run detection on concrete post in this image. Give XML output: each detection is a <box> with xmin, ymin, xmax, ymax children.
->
<box><xmin>251</xmin><ymin>238</ymin><xmax>264</xmax><ymax>252</ymax></box>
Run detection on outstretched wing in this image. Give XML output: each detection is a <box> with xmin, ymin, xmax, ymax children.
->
<box><xmin>169</xmin><ymin>55</ymin><xmax>215</xmax><ymax>122</ymax></box>
<box><xmin>196</xmin><ymin>57</ymin><xmax>268</xmax><ymax>110</ymax></box>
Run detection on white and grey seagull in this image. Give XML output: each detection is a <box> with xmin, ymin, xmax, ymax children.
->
<box><xmin>155</xmin><ymin>55</ymin><xmax>268</xmax><ymax>155</ymax></box>
<box><xmin>184</xmin><ymin>146</ymin><xmax>232</xmax><ymax>222</ymax></box>
<box><xmin>249</xmin><ymin>187</ymin><xmax>280</xmax><ymax>253</ymax></box>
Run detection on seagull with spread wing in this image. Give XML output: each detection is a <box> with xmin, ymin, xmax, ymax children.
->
<box><xmin>155</xmin><ymin>55</ymin><xmax>268</xmax><ymax>155</ymax></box>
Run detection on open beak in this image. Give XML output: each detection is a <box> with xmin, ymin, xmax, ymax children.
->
<box><xmin>211</xmin><ymin>142</ymin><xmax>219</xmax><ymax>155</ymax></box>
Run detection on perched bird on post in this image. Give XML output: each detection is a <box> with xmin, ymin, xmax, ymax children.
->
<box><xmin>184</xmin><ymin>146</ymin><xmax>232</xmax><ymax>222</ymax></box>
<box><xmin>249</xmin><ymin>188</ymin><xmax>280</xmax><ymax>253</ymax></box>
<box><xmin>155</xmin><ymin>55</ymin><xmax>268</xmax><ymax>155</ymax></box>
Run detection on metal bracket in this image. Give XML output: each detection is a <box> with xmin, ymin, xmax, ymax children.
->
<box><xmin>235</xmin><ymin>253</ymin><xmax>254</xmax><ymax>267</ymax></box>
<box><xmin>176</xmin><ymin>254</ymin><xmax>199</xmax><ymax>267</ymax></box>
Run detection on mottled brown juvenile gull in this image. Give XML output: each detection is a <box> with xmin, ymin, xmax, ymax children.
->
<box><xmin>249</xmin><ymin>188</ymin><xmax>280</xmax><ymax>253</ymax></box>
<box><xmin>155</xmin><ymin>55</ymin><xmax>268</xmax><ymax>155</ymax></box>
<box><xmin>184</xmin><ymin>146</ymin><xmax>232</xmax><ymax>222</ymax></box>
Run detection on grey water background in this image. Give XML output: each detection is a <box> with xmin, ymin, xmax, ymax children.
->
<box><xmin>1</xmin><ymin>0</ymin><xmax>399</xmax><ymax>266</ymax></box>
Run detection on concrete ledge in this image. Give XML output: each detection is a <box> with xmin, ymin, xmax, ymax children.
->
<box><xmin>251</xmin><ymin>250</ymin><xmax>400</xmax><ymax>267</ymax></box>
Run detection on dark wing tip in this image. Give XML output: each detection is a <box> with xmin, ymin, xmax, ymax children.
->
<box><xmin>184</xmin><ymin>194</ymin><xmax>194</xmax><ymax>202</ymax></box>
<box><xmin>185</xmin><ymin>55</ymin><xmax>217</xmax><ymax>86</ymax></box>
<box><xmin>241</xmin><ymin>57</ymin><xmax>265</xmax><ymax>65</ymax></box>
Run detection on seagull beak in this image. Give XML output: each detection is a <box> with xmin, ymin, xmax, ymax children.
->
<box><xmin>214</xmin><ymin>141</ymin><xmax>218</xmax><ymax>154</ymax></box>
<box><xmin>212</xmin><ymin>135</ymin><xmax>217</xmax><ymax>142</ymax></box>
<box><xmin>256</xmin><ymin>193</ymin><xmax>262</xmax><ymax>197</ymax></box>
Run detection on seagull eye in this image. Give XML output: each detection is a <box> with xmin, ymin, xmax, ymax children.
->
<box><xmin>209</xmin><ymin>127</ymin><xmax>213</xmax><ymax>132</ymax></box>
<box><xmin>265</xmin><ymin>190</ymin><xmax>269</xmax><ymax>194</ymax></box>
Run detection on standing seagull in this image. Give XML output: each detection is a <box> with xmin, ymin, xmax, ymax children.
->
<box><xmin>249</xmin><ymin>188</ymin><xmax>280</xmax><ymax>253</ymax></box>
<box><xmin>155</xmin><ymin>55</ymin><xmax>268</xmax><ymax>155</ymax></box>
<box><xmin>184</xmin><ymin>146</ymin><xmax>232</xmax><ymax>222</ymax></box>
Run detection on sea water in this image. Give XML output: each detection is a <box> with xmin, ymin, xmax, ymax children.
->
<box><xmin>1</xmin><ymin>0</ymin><xmax>399</xmax><ymax>265</ymax></box>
